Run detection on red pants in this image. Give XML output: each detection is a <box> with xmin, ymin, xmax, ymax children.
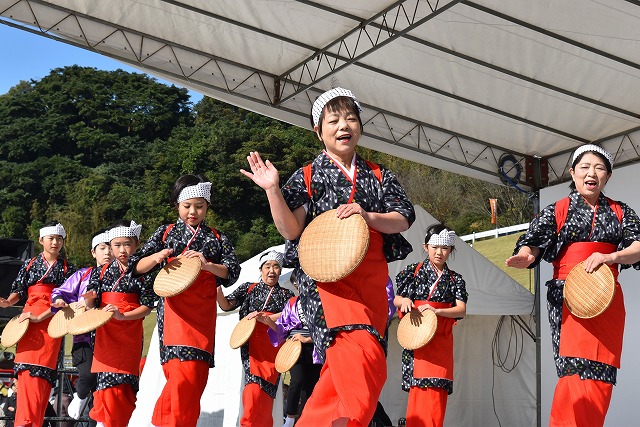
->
<box><xmin>152</xmin><ymin>359</ymin><xmax>210</xmax><ymax>427</ymax></box>
<box><xmin>240</xmin><ymin>383</ymin><xmax>274</xmax><ymax>427</ymax></box>
<box><xmin>549</xmin><ymin>375</ymin><xmax>613</xmax><ymax>427</ymax></box>
<box><xmin>406</xmin><ymin>386</ymin><xmax>448</xmax><ymax>427</ymax></box>
<box><xmin>90</xmin><ymin>384</ymin><xmax>137</xmax><ymax>427</ymax></box>
<box><xmin>15</xmin><ymin>371</ymin><xmax>52</xmax><ymax>427</ymax></box>
<box><xmin>297</xmin><ymin>330</ymin><xmax>386</xmax><ymax>427</ymax></box>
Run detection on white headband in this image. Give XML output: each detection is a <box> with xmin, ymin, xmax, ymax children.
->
<box><xmin>91</xmin><ymin>232</ymin><xmax>110</xmax><ymax>250</ymax></box>
<box><xmin>108</xmin><ymin>221</ymin><xmax>142</xmax><ymax>241</ymax></box>
<box><xmin>311</xmin><ymin>87</ymin><xmax>363</xmax><ymax>127</ymax></box>
<box><xmin>572</xmin><ymin>144</ymin><xmax>614</xmax><ymax>169</ymax></box>
<box><xmin>177</xmin><ymin>182</ymin><xmax>212</xmax><ymax>204</ymax></box>
<box><xmin>40</xmin><ymin>224</ymin><xmax>66</xmax><ymax>239</ymax></box>
<box><xmin>427</xmin><ymin>229</ymin><xmax>456</xmax><ymax>247</ymax></box>
<box><xmin>259</xmin><ymin>251</ymin><xmax>284</xmax><ymax>268</ymax></box>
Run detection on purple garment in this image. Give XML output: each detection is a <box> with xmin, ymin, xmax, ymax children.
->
<box><xmin>51</xmin><ymin>267</ymin><xmax>93</xmax><ymax>345</ymax></box>
<box><xmin>386</xmin><ymin>277</ymin><xmax>395</xmax><ymax>321</ymax></box>
<box><xmin>267</xmin><ymin>297</ymin><xmax>322</xmax><ymax>364</ymax></box>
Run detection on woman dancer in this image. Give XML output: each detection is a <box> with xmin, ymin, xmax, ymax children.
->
<box><xmin>242</xmin><ymin>87</ymin><xmax>415</xmax><ymax>426</ymax></box>
<box><xmin>506</xmin><ymin>144</ymin><xmax>640</xmax><ymax>426</ymax></box>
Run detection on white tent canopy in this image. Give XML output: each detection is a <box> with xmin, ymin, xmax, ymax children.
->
<box><xmin>131</xmin><ymin>206</ymin><xmax>536</xmax><ymax>426</ymax></box>
<box><xmin>3</xmin><ymin>0</ymin><xmax>640</xmax><ymax>188</ymax></box>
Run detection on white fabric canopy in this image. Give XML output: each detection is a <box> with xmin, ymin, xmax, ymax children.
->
<box><xmin>131</xmin><ymin>206</ymin><xmax>536</xmax><ymax>426</ymax></box>
<box><xmin>3</xmin><ymin>0</ymin><xmax>640</xmax><ymax>188</ymax></box>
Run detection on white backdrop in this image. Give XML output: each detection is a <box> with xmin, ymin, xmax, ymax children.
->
<box><xmin>539</xmin><ymin>162</ymin><xmax>640</xmax><ymax>426</ymax></box>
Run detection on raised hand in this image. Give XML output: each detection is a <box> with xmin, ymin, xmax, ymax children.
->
<box><xmin>240</xmin><ymin>151</ymin><xmax>280</xmax><ymax>191</ymax></box>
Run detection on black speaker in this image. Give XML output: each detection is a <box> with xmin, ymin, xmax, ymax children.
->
<box><xmin>0</xmin><ymin>238</ymin><xmax>34</xmax><ymax>299</ymax></box>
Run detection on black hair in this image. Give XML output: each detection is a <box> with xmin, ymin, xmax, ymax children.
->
<box><xmin>171</xmin><ymin>174</ymin><xmax>211</xmax><ymax>207</ymax></box>
<box><xmin>569</xmin><ymin>150</ymin><xmax>612</xmax><ymax>190</ymax></box>
<box><xmin>424</xmin><ymin>223</ymin><xmax>456</xmax><ymax>253</ymax></box>
<box><xmin>309</xmin><ymin>96</ymin><xmax>364</xmax><ymax>137</ymax></box>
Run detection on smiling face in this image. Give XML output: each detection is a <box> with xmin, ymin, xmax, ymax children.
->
<box><xmin>570</xmin><ymin>152</ymin><xmax>611</xmax><ymax>205</ymax></box>
<box><xmin>177</xmin><ymin>197</ymin><xmax>208</xmax><ymax>227</ymax></box>
<box><xmin>260</xmin><ymin>260</ymin><xmax>282</xmax><ymax>287</ymax></box>
<box><xmin>315</xmin><ymin>105</ymin><xmax>362</xmax><ymax>163</ymax></box>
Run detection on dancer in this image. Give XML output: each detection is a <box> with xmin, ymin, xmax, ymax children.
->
<box><xmin>506</xmin><ymin>144</ymin><xmax>640</xmax><ymax>426</ymax></box>
<box><xmin>22</xmin><ymin>229</ymin><xmax>112</xmax><ymax>423</ymax></box>
<box><xmin>218</xmin><ymin>251</ymin><xmax>294</xmax><ymax>427</ymax></box>
<box><xmin>131</xmin><ymin>174</ymin><xmax>241</xmax><ymax>427</ymax></box>
<box><xmin>85</xmin><ymin>220</ymin><xmax>157</xmax><ymax>427</ymax></box>
<box><xmin>0</xmin><ymin>222</ymin><xmax>76</xmax><ymax>427</ymax></box>
<box><xmin>242</xmin><ymin>87</ymin><xmax>415</xmax><ymax>426</ymax></box>
<box><xmin>395</xmin><ymin>224</ymin><xmax>467</xmax><ymax>427</ymax></box>
<box><xmin>263</xmin><ymin>271</ymin><xmax>321</xmax><ymax>427</ymax></box>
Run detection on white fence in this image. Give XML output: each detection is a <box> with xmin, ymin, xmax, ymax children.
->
<box><xmin>460</xmin><ymin>223</ymin><xmax>529</xmax><ymax>244</ymax></box>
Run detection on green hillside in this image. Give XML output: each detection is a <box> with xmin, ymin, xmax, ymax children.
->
<box><xmin>470</xmin><ymin>233</ymin><xmax>535</xmax><ymax>294</ymax></box>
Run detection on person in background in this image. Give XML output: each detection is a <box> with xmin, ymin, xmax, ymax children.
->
<box><xmin>262</xmin><ymin>270</ymin><xmax>322</xmax><ymax>427</ymax></box>
<box><xmin>23</xmin><ymin>229</ymin><xmax>112</xmax><ymax>424</ymax></box>
<box><xmin>84</xmin><ymin>220</ymin><xmax>157</xmax><ymax>427</ymax></box>
<box><xmin>218</xmin><ymin>251</ymin><xmax>294</xmax><ymax>427</ymax></box>
<box><xmin>242</xmin><ymin>87</ymin><xmax>415</xmax><ymax>426</ymax></box>
<box><xmin>131</xmin><ymin>174</ymin><xmax>241</xmax><ymax>427</ymax></box>
<box><xmin>506</xmin><ymin>144</ymin><xmax>640</xmax><ymax>426</ymax></box>
<box><xmin>394</xmin><ymin>224</ymin><xmax>468</xmax><ymax>427</ymax></box>
<box><xmin>0</xmin><ymin>222</ymin><xmax>76</xmax><ymax>427</ymax></box>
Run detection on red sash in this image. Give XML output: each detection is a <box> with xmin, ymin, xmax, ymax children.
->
<box><xmin>92</xmin><ymin>292</ymin><xmax>143</xmax><ymax>375</ymax></box>
<box><xmin>553</xmin><ymin>242</ymin><xmax>624</xmax><ymax>367</ymax></box>
<box><xmin>163</xmin><ymin>266</ymin><xmax>218</xmax><ymax>353</ymax></box>
<box><xmin>412</xmin><ymin>300</ymin><xmax>456</xmax><ymax>381</ymax></box>
<box><xmin>248</xmin><ymin>313</ymin><xmax>281</xmax><ymax>385</ymax></box>
<box><xmin>316</xmin><ymin>229</ymin><xmax>389</xmax><ymax>337</ymax></box>
<box><xmin>15</xmin><ymin>284</ymin><xmax>62</xmax><ymax>369</ymax></box>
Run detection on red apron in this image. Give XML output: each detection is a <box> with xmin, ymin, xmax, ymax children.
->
<box><xmin>15</xmin><ymin>284</ymin><xmax>62</xmax><ymax>369</ymax></box>
<box><xmin>163</xmin><ymin>264</ymin><xmax>218</xmax><ymax>353</ymax></box>
<box><xmin>553</xmin><ymin>242</ymin><xmax>624</xmax><ymax>368</ymax></box>
<box><xmin>92</xmin><ymin>292</ymin><xmax>143</xmax><ymax>375</ymax></box>
<box><xmin>316</xmin><ymin>229</ymin><xmax>388</xmax><ymax>337</ymax></box>
<box><xmin>409</xmin><ymin>301</ymin><xmax>455</xmax><ymax>381</ymax></box>
<box><xmin>248</xmin><ymin>313</ymin><xmax>280</xmax><ymax>385</ymax></box>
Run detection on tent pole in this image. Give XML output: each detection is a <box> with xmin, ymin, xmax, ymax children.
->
<box><xmin>531</xmin><ymin>191</ymin><xmax>541</xmax><ymax>427</ymax></box>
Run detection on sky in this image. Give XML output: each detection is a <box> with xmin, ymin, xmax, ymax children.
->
<box><xmin>0</xmin><ymin>24</ymin><xmax>203</xmax><ymax>103</ymax></box>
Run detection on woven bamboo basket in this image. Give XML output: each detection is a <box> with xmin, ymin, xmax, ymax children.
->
<box><xmin>397</xmin><ymin>309</ymin><xmax>438</xmax><ymax>350</ymax></box>
<box><xmin>564</xmin><ymin>260</ymin><xmax>615</xmax><ymax>319</ymax></box>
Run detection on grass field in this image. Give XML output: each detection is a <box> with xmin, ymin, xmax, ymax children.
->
<box><xmin>470</xmin><ymin>233</ymin><xmax>535</xmax><ymax>294</ymax></box>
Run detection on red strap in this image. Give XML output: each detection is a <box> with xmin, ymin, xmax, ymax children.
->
<box><xmin>364</xmin><ymin>160</ymin><xmax>383</xmax><ymax>183</ymax></box>
<box><xmin>288</xmin><ymin>296</ymin><xmax>297</xmax><ymax>309</ymax></box>
<box><xmin>80</xmin><ymin>266</ymin><xmax>94</xmax><ymax>283</ymax></box>
<box><xmin>162</xmin><ymin>223</ymin><xmax>220</xmax><ymax>242</ymax></box>
<box><xmin>555</xmin><ymin>196</ymin><xmax>623</xmax><ymax>233</ymax></box>
<box><xmin>25</xmin><ymin>256</ymin><xmax>37</xmax><ymax>272</ymax></box>
<box><xmin>303</xmin><ymin>160</ymin><xmax>382</xmax><ymax>199</ymax></box>
<box><xmin>413</xmin><ymin>262</ymin><xmax>423</xmax><ymax>277</ymax></box>
<box><xmin>99</xmin><ymin>263</ymin><xmax>109</xmax><ymax>281</ymax></box>
<box><xmin>247</xmin><ymin>282</ymin><xmax>258</xmax><ymax>294</ymax></box>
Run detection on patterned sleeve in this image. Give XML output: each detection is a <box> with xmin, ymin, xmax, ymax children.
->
<box><xmin>223</xmin><ymin>282</ymin><xmax>250</xmax><ymax>311</ymax></box>
<box><xmin>64</xmin><ymin>262</ymin><xmax>78</xmax><ymax>279</ymax></box>
<box><xmin>9</xmin><ymin>259</ymin><xmax>31</xmax><ymax>299</ymax></box>
<box><xmin>216</xmin><ymin>231</ymin><xmax>241</xmax><ymax>288</ymax></box>
<box><xmin>129</xmin><ymin>225</ymin><xmax>169</xmax><ymax>274</ymax></box>
<box><xmin>138</xmin><ymin>274</ymin><xmax>159</xmax><ymax>309</ymax></box>
<box><xmin>380</xmin><ymin>165</ymin><xmax>415</xmax><ymax>225</ymax></box>
<box><xmin>281</xmin><ymin>167</ymin><xmax>311</xmax><ymax>212</ymax></box>
<box><xmin>452</xmin><ymin>272</ymin><xmax>468</xmax><ymax>303</ymax></box>
<box><xmin>395</xmin><ymin>263</ymin><xmax>419</xmax><ymax>299</ymax></box>
<box><xmin>618</xmin><ymin>201</ymin><xmax>640</xmax><ymax>270</ymax></box>
<box><xmin>513</xmin><ymin>202</ymin><xmax>559</xmax><ymax>267</ymax></box>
